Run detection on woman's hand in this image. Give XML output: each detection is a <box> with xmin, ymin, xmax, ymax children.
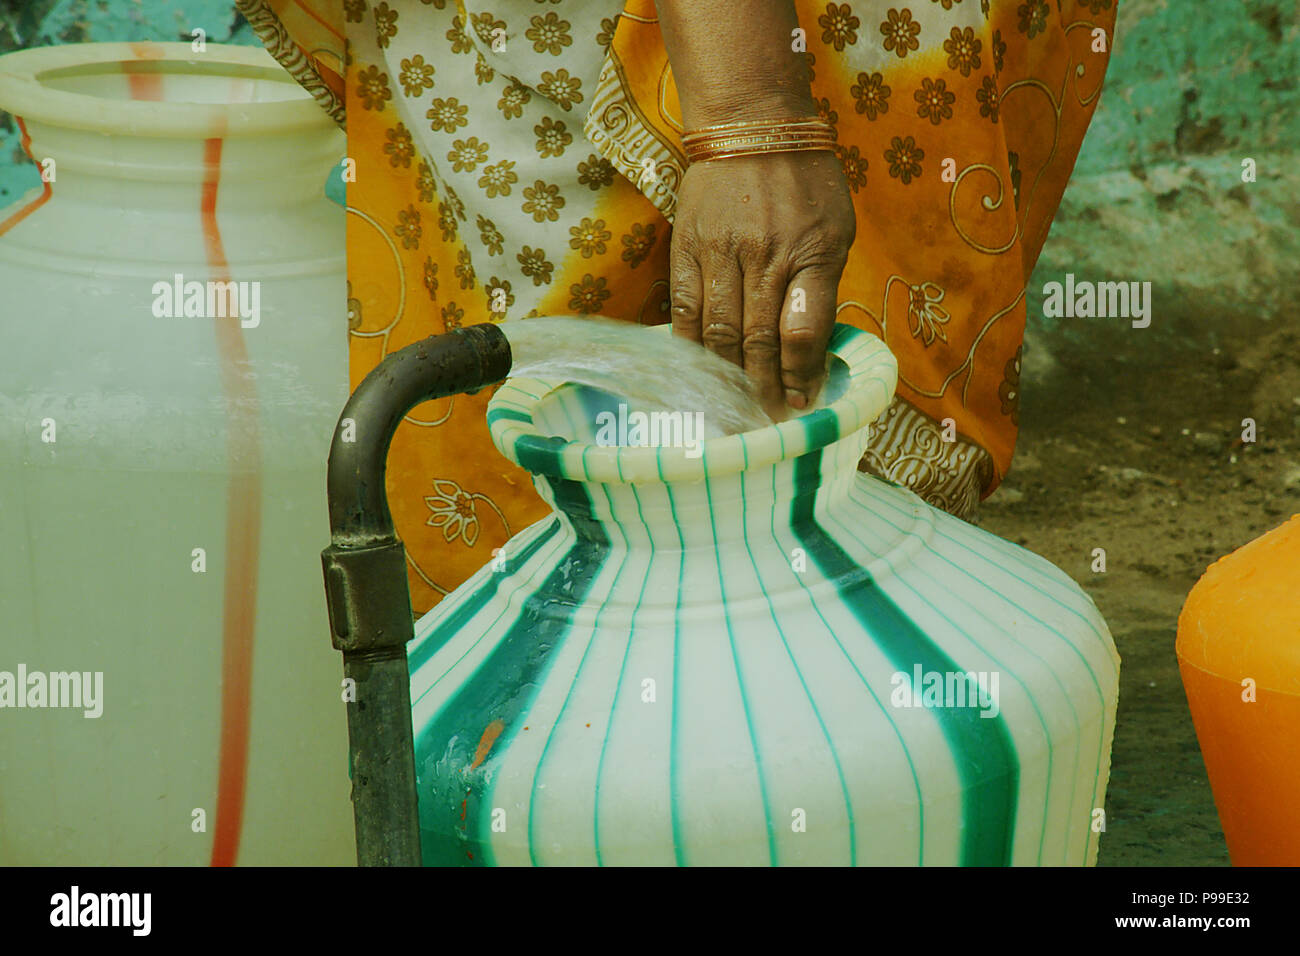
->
<box><xmin>652</xmin><ymin>0</ymin><xmax>854</xmax><ymax>418</ymax></box>
<box><xmin>669</xmin><ymin>148</ymin><xmax>856</xmax><ymax>419</ymax></box>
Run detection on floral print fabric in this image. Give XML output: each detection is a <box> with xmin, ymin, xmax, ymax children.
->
<box><xmin>238</xmin><ymin>0</ymin><xmax>1116</xmax><ymax>613</ymax></box>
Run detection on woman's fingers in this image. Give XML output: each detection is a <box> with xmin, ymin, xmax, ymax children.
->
<box><xmin>700</xmin><ymin>254</ymin><xmax>744</xmax><ymax>367</ymax></box>
<box><xmin>669</xmin><ymin>241</ymin><xmax>704</xmax><ymax>345</ymax></box>
<box><xmin>741</xmin><ymin>262</ymin><xmax>786</xmax><ymax>417</ymax></box>
<box><xmin>780</xmin><ymin>264</ymin><xmax>840</xmax><ymax>409</ymax></box>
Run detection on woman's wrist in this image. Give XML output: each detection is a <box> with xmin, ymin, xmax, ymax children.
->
<box><xmin>684</xmin><ymin>89</ymin><xmax>820</xmax><ymax>130</ymax></box>
<box><xmin>654</xmin><ymin>0</ymin><xmax>817</xmax><ymax>130</ymax></box>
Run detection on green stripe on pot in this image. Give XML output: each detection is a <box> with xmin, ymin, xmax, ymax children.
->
<box><xmin>591</xmin><ymin>480</ymin><xmax>675</xmax><ymax>865</ymax></box>
<box><xmin>485</xmin><ymin>406</ymin><xmax>533</xmax><ymax>426</ymax></box>
<box><xmin>703</xmin><ymin>465</ymin><xmax>776</xmax><ymax>865</ymax></box>
<box><xmin>414</xmin><ymin>475</ymin><xmax>611</xmax><ymax>866</ymax></box>
<box><xmin>740</xmin><ymin>464</ymin><xmax>860</xmax><ymax>864</ymax></box>
<box><xmin>844</xmin><ymin>477</ymin><xmax>1112</xmax><ymax>864</ymax></box>
<box><xmin>408</xmin><ymin>518</ymin><xmax>563</xmax><ymax>675</ymax></box>
<box><xmin>790</xmin><ymin>440</ymin><xmax>1020</xmax><ymax>866</ymax></box>
<box><xmin>514</xmin><ymin>432</ymin><xmax>573</xmax><ymax>477</ymax></box>
<box><xmin>525</xmin><ymin>480</ymin><xmax>634</xmax><ymax>865</ymax></box>
<box><xmin>824</xmin><ymin>484</ymin><xmax>1055</xmax><ymax>863</ymax></box>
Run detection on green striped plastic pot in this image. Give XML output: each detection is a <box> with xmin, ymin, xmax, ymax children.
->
<box><xmin>408</xmin><ymin>323</ymin><xmax>1120</xmax><ymax>866</ymax></box>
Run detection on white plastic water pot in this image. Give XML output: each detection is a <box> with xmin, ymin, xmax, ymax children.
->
<box><xmin>0</xmin><ymin>42</ymin><xmax>353</xmax><ymax>864</ymax></box>
<box><xmin>410</xmin><ymin>324</ymin><xmax>1122</xmax><ymax>866</ymax></box>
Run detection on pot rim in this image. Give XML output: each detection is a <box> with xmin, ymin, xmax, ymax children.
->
<box><xmin>0</xmin><ymin>42</ymin><xmax>331</xmax><ymax>138</ymax></box>
<box><xmin>487</xmin><ymin>322</ymin><xmax>898</xmax><ymax>484</ymax></box>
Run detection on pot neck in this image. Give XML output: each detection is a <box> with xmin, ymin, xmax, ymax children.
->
<box><xmin>533</xmin><ymin>432</ymin><xmax>867</xmax><ymax>550</ymax></box>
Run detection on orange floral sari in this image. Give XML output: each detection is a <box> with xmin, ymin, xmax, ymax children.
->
<box><xmin>236</xmin><ymin>0</ymin><xmax>1116</xmax><ymax>614</ymax></box>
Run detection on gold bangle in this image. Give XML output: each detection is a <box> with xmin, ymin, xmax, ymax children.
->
<box><xmin>688</xmin><ymin>138</ymin><xmax>836</xmax><ymax>161</ymax></box>
<box><xmin>687</xmin><ymin>131</ymin><xmax>837</xmax><ymax>151</ymax></box>
<box><xmin>682</xmin><ymin>117</ymin><xmax>836</xmax><ymax>164</ymax></box>
<box><xmin>688</xmin><ymin>142</ymin><xmax>837</xmax><ymax>164</ymax></box>
<box><xmin>680</xmin><ymin>117</ymin><xmax>832</xmax><ymax>143</ymax></box>
<box><xmin>686</xmin><ymin>137</ymin><xmax>837</xmax><ymax>163</ymax></box>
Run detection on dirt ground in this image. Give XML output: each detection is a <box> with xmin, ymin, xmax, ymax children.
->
<box><xmin>973</xmin><ymin>320</ymin><xmax>1300</xmax><ymax>866</ymax></box>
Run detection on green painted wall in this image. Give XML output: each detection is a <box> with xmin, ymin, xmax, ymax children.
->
<box><xmin>1026</xmin><ymin>0</ymin><xmax>1299</xmax><ymax>375</ymax></box>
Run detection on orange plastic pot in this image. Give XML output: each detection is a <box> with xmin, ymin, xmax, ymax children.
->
<box><xmin>1176</xmin><ymin>513</ymin><xmax>1300</xmax><ymax>865</ymax></box>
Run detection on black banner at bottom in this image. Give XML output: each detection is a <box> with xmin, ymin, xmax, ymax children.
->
<box><xmin>0</xmin><ymin>865</ymin><xmax>1279</xmax><ymax>941</ymax></box>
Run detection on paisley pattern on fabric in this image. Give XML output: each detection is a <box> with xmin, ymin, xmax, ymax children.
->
<box><xmin>236</xmin><ymin>0</ymin><xmax>1116</xmax><ymax>613</ymax></box>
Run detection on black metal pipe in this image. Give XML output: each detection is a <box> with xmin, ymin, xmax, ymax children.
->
<box><xmin>321</xmin><ymin>323</ymin><xmax>512</xmax><ymax>866</ymax></box>
<box><xmin>326</xmin><ymin>323</ymin><xmax>513</xmax><ymax>544</ymax></box>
